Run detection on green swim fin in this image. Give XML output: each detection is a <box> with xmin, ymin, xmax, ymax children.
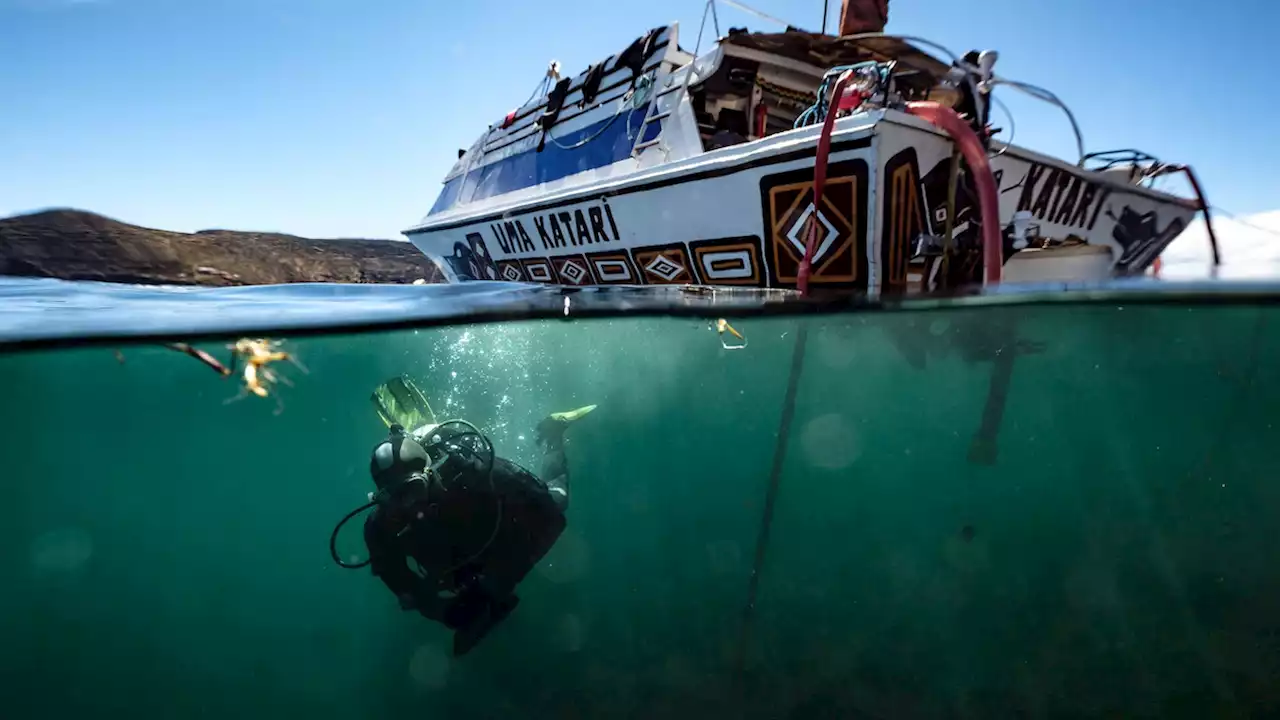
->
<box><xmin>371</xmin><ymin>375</ymin><xmax>436</xmax><ymax>431</ymax></box>
<box><xmin>536</xmin><ymin>404</ymin><xmax>597</xmax><ymax>448</ymax></box>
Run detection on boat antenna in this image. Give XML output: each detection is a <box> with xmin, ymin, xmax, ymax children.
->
<box><xmin>822</xmin><ymin>0</ymin><xmax>830</xmax><ymax>33</ymax></box>
<box><xmin>719</xmin><ymin>0</ymin><xmax>790</xmax><ymax>28</ymax></box>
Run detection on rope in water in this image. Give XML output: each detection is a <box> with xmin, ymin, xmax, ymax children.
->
<box><xmin>736</xmin><ymin>321</ymin><xmax>809</xmax><ymax>678</ymax></box>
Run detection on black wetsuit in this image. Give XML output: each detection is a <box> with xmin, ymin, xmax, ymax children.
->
<box><xmin>362</xmin><ymin>426</ymin><xmax>572</xmax><ymax>655</ymax></box>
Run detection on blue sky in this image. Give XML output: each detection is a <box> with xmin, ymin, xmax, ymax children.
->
<box><xmin>1</xmin><ymin>0</ymin><xmax>1275</xmax><ymax>245</ymax></box>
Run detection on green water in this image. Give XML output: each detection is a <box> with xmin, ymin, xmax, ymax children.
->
<box><xmin>1</xmin><ymin>303</ymin><xmax>1277</xmax><ymax>718</ymax></box>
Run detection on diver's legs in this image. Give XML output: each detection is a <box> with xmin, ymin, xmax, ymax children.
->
<box><xmin>541</xmin><ymin>445</ymin><xmax>570</xmax><ymax>512</ymax></box>
<box><xmin>452</xmin><ymin>592</ymin><xmax>520</xmax><ymax>657</ymax></box>
<box><xmin>534</xmin><ymin>404</ymin><xmax>596</xmax><ymax>513</ymax></box>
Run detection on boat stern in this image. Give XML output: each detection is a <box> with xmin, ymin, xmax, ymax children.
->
<box><xmin>871</xmin><ymin>111</ymin><xmax>1200</xmax><ymax>292</ymax></box>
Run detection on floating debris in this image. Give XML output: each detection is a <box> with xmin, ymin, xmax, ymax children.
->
<box><xmin>115</xmin><ymin>337</ymin><xmax>305</xmax><ymax>415</ymax></box>
<box><xmin>223</xmin><ymin>338</ymin><xmax>308</xmax><ymax>414</ymax></box>
<box><xmin>165</xmin><ymin>342</ymin><xmax>231</xmax><ymax>376</ymax></box>
<box><xmin>715</xmin><ymin>318</ymin><xmax>747</xmax><ymax>350</ymax></box>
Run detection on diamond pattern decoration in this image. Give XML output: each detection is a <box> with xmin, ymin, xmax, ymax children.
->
<box><xmin>631</xmin><ymin>244</ymin><xmax>694</xmax><ymax>284</ymax></box>
<box><xmin>560</xmin><ymin>260</ymin><xmax>587</xmax><ymax>284</ymax></box>
<box><xmin>497</xmin><ymin>261</ymin><xmax>524</xmax><ymax>282</ymax></box>
<box><xmin>784</xmin><ymin>203</ymin><xmax>839</xmax><ymax>263</ymax></box>
<box><xmin>644</xmin><ymin>254</ymin><xmax>684</xmax><ymax>282</ymax></box>
<box><xmin>761</xmin><ymin>160</ymin><xmax>866</xmax><ymax>288</ymax></box>
<box><xmin>552</xmin><ymin>255</ymin><xmax>593</xmax><ymax>285</ymax></box>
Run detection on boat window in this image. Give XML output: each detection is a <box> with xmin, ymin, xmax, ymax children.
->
<box><xmin>462</xmin><ymin>104</ymin><xmax>658</xmax><ymax>204</ymax></box>
<box><xmin>471</xmin><ymin>150</ymin><xmax>539</xmax><ymax>202</ymax></box>
<box><xmin>427</xmin><ymin>175</ymin><xmax>464</xmax><ymax>216</ymax></box>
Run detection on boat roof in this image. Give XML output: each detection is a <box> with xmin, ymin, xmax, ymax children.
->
<box><xmin>427</xmin><ymin>25</ymin><xmax>966</xmax><ymax>212</ymax></box>
<box><xmin>442</xmin><ymin>24</ymin><xmax>680</xmax><ymax>182</ymax></box>
<box><xmin>718</xmin><ymin>29</ymin><xmax>960</xmax><ymax>103</ymax></box>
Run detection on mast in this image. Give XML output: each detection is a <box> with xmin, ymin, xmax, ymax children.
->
<box><xmin>838</xmin><ymin>0</ymin><xmax>888</xmax><ymax>35</ymax></box>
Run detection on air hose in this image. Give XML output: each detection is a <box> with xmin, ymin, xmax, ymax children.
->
<box><xmin>330</xmin><ymin>501</ymin><xmax>378</xmax><ymax>569</ymax></box>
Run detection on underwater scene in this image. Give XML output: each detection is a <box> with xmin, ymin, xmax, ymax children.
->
<box><xmin>1</xmin><ymin>300</ymin><xmax>1278</xmax><ymax>719</ymax></box>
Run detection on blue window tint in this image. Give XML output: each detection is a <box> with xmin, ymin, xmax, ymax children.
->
<box><xmin>427</xmin><ymin>175</ymin><xmax>464</xmax><ymax>215</ymax></box>
<box><xmin>457</xmin><ymin>168</ymin><xmax>483</xmax><ymax>208</ymax></box>
<box><xmin>466</xmin><ymin>104</ymin><xmax>656</xmax><ymax>203</ymax></box>
<box><xmin>639</xmin><ymin>113</ymin><xmax>662</xmax><ymax>144</ymax></box>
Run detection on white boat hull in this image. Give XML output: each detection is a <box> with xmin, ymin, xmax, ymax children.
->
<box><xmin>407</xmin><ymin>109</ymin><xmax>1197</xmax><ymax>295</ymax></box>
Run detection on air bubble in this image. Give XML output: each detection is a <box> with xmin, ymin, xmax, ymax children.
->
<box><xmin>801</xmin><ymin>413</ymin><xmax>861</xmax><ymax>470</ymax></box>
<box><xmin>556</xmin><ymin>614</ymin><xmax>585</xmax><ymax>652</ymax></box>
<box><xmin>30</xmin><ymin>527</ymin><xmax>93</xmax><ymax>575</ymax></box>
<box><xmin>408</xmin><ymin>644</ymin><xmax>450</xmax><ymax>690</ymax></box>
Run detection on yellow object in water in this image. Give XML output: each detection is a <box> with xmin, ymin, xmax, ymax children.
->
<box><xmin>548</xmin><ymin>404</ymin><xmax>597</xmax><ymax>424</ymax></box>
<box><xmin>715</xmin><ymin>319</ymin><xmax>747</xmax><ymax>350</ymax></box>
<box><xmin>716</xmin><ymin>319</ymin><xmax>744</xmax><ymax>340</ymax></box>
<box><xmin>370</xmin><ymin>375</ymin><xmax>436</xmax><ymax>431</ymax></box>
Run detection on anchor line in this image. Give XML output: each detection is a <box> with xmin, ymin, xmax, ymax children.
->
<box><xmin>735</xmin><ymin>320</ymin><xmax>809</xmax><ymax>679</ymax></box>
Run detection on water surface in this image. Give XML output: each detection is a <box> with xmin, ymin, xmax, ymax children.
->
<box><xmin>1</xmin><ymin>278</ymin><xmax>1276</xmax><ymax>718</ymax></box>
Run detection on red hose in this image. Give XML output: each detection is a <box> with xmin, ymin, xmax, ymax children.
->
<box><xmin>798</xmin><ymin>73</ymin><xmax>864</xmax><ymax>295</ymax></box>
<box><xmin>797</xmin><ymin>91</ymin><xmax>1004</xmax><ymax>294</ymax></box>
<box><xmin>905</xmin><ymin>101</ymin><xmax>1003</xmax><ymax>286</ymax></box>
<box><xmin>1167</xmin><ymin>164</ymin><xmax>1221</xmax><ymax>268</ymax></box>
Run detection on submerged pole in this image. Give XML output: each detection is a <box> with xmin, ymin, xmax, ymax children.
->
<box><xmin>967</xmin><ymin>344</ymin><xmax>1016</xmax><ymax>465</ymax></box>
<box><xmin>736</xmin><ymin>320</ymin><xmax>810</xmax><ymax>680</ymax></box>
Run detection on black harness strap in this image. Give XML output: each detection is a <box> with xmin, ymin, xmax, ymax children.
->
<box><xmin>536</xmin><ymin>77</ymin><xmax>573</xmax><ymax>152</ymax></box>
<box><xmin>579</xmin><ymin>61</ymin><xmax>608</xmax><ymax>107</ymax></box>
<box><xmin>612</xmin><ymin>27</ymin><xmax>663</xmax><ymax>87</ymax></box>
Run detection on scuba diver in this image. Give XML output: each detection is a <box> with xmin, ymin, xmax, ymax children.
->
<box><xmin>330</xmin><ymin>375</ymin><xmax>596</xmax><ymax>657</ymax></box>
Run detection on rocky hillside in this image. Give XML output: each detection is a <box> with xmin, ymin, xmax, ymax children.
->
<box><xmin>0</xmin><ymin>209</ymin><xmax>443</xmax><ymax>286</ymax></box>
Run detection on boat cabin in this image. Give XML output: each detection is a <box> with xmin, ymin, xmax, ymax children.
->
<box><xmin>421</xmin><ymin>24</ymin><xmax>964</xmax><ymax>221</ymax></box>
<box><xmin>407</xmin><ymin>17</ymin><xmax>1201</xmax><ymax>294</ymax></box>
